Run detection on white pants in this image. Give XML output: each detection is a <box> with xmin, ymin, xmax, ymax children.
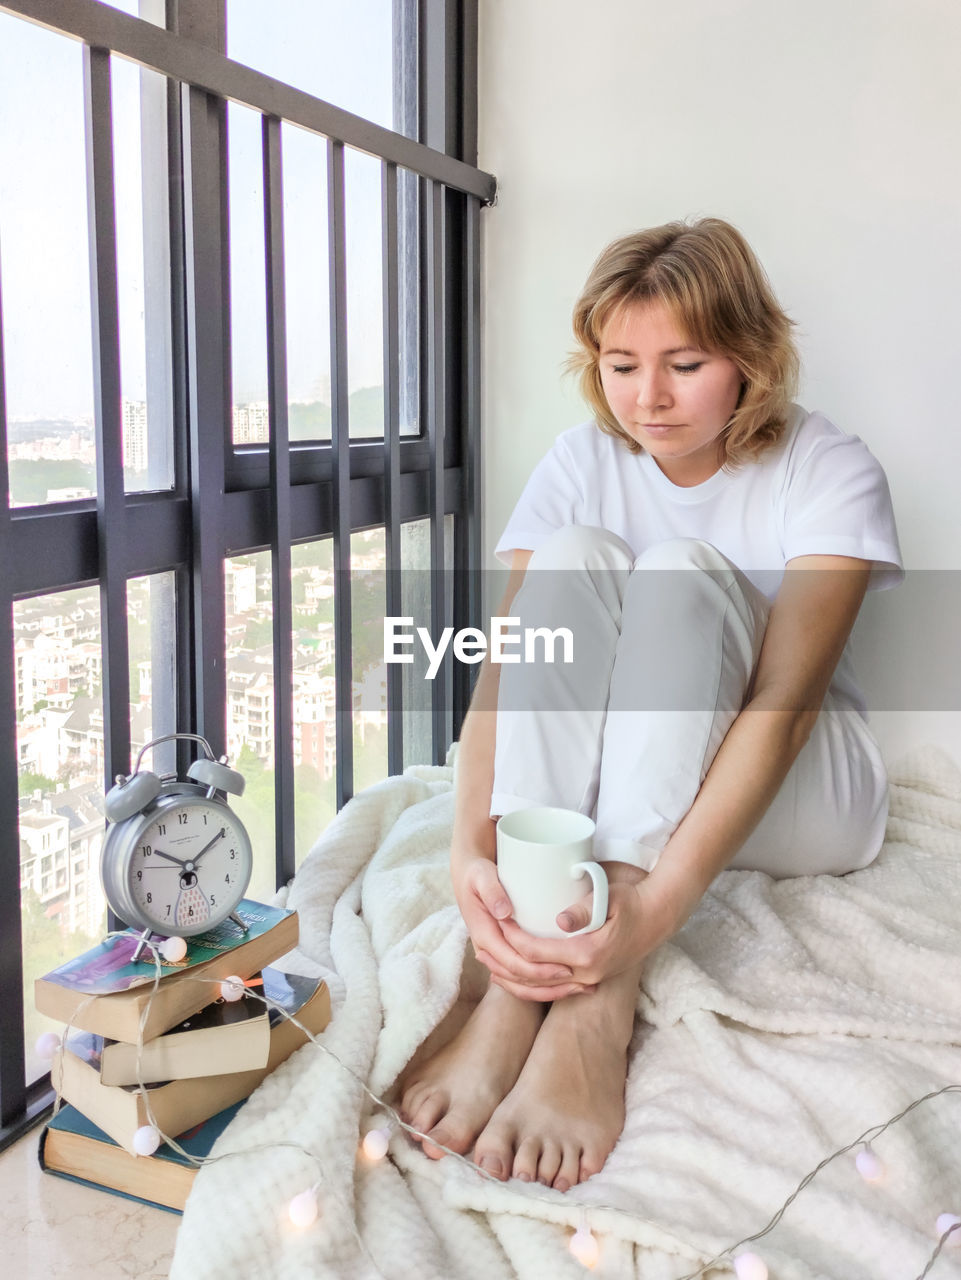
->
<box><xmin>491</xmin><ymin>527</ymin><xmax>889</xmax><ymax>879</ymax></box>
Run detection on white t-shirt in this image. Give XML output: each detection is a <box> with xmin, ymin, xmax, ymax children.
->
<box><xmin>495</xmin><ymin>404</ymin><xmax>903</xmax><ymax>716</ymax></box>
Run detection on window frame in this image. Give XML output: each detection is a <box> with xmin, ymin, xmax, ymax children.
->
<box><xmin>0</xmin><ymin>0</ymin><xmax>492</xmax><ymax>1149</ymax></box>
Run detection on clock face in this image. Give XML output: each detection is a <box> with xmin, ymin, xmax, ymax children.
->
<box><xmin>122</xmin><ymin>794</ymin><xmax>253</xmax><ymax>934</ymax></box>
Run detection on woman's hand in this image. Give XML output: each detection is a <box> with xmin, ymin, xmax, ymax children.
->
<box><xmin>476</xmin><ymin>870</ymin><xmax>679</xmax><ymax>1001</ymax></box>
<box><xmin>452</xmin><ymin>855</ymin><xmax>594</xmax><ymax>1001</ymax></box>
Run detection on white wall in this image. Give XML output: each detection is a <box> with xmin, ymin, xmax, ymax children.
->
<box><xmin>478</xmin><ymin>0</ymin><xmax>961</xmax><ymax>764</ymax></box>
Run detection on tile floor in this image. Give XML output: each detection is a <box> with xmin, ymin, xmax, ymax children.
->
<box><xmin>1</xmin><ymin>1121</ymin><xmax>179</xmax><ymax>1279</ymax></box>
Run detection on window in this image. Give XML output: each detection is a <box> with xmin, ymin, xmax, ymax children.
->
<box><xmin>0</xmin><ymin>0</ymin><xmax>491</xmax><ymax>1149</ymax></box>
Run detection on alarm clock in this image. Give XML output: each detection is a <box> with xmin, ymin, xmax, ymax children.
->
<box><xmin>101</xmin><ymin>733</ymin><xmax>254</xmax><ymax>954</ymax></box>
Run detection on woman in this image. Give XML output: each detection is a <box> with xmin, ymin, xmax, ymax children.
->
<box><xmin>399</xmin><ymin>218</ymin><xmax>902</xmax><ymax>1193</ymax></box>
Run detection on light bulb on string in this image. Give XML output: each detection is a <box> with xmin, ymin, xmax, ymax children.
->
<box><xmin>220</xmin><ymin>975</ymin><xmax>245</xmax><ymax>1002</ymax></box>
<box><xmin>361</xmin><ymin>1126</ymin><xmax>391</xmax><ymax>1161</ymax></box>
<box><xmin>733</xmin><ymin>1251</ymin><xmax>769</xmax><ymax>1280</ymax></box>
<box><xmin>569</xmin><ymin>1220</ymin><xmax>600</xmax><ymax>1269</ymax></box>
<box><xmin>133</xmin><ymin>1124</ymin><xmax>161</xmax><ymax>1156</ymax></box>
<box><xmin>159</xmin><ymin>936</ymin><xmax>188</xmax><ymax>963</ymax></box>
<box><xmin>288</xmin><ymin>1184</ymin><xmax>320</xmax><ymax>1229</ymax></box>
<box><xmin>35</xmin><ymin>1032</ymin><xmax>62</xmax><ymax>1060</ymax></box>
<box><xmin>855</xmin><ymin>1144</ymin><xmax>884</xmax><ymax>1183</ymax></box>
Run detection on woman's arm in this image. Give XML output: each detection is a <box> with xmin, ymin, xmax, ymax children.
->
<box><xmin>489</xmin><ymin>554</ymin><xmax>872</xmax><ymax>993</ymax></box>
<box><xmin>642</xmin><ymin>554</ymin><xmax>871</xmax><ymax>929</ymax></box>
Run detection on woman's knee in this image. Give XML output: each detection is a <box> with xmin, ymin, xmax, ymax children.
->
<box><xmin>632</xmin><ymin>537</ymin><xmax>733</xmax><ymax>573</ymax></box>
<box><xmin>528</xmin><ymin>525</ymin><xmax>636</xmax><ymax>572</ymax></box>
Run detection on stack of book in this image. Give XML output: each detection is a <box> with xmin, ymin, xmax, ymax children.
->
<box><xmin>35</xmin><ymin>899</ymin><xmax>330</xmax><ymax>1212</ymax></box>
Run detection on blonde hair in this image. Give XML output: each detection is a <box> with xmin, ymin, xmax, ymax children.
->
<box><xmin>568</xmin><ymin>218</ymin><xmax>799</xmax><ymax>465</ymax></box>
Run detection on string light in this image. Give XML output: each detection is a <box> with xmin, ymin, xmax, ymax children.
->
<box><xmin>568</xmin><ymin>1217</ymin><xmax>600</xmax><ymax>1269</ymax></box>
<box><xmin>733</xmin><ymin>1252</ymin><xmax>768</xmax><ymax>1280</ymax></box>
<box><xmin>219</xmin><ymin>975</ymin><xmax>245</xmax><ymax>1002</ymax></box>
<box><xmin>132</xmin><ymin>1124</ymin><xmax>162</xmax><ymax>1156</ymax></box>
<box><xmin>288</xmin><ymin>1183</ymin><xmax>320</xmax><ymax>1229</ymax></box>
<box><xmin>34</xmin><ymin>1032</ymin><xmax>62</xmax><ymax>1060</ymax></box>
<box><xmin>158</xmin><ymin>936</ymin><xmax>188</xmax><ymax>963</ymax></box>
<box><xmin>855</xmin><ymin>1144</ymin><xmax>884</xmax><ymax>1183</ymax></box>
<box><xmin>45</xmin><ymin>930</ymin><xmax>961</xmax><ymax>1279</ymax></box>
<box><xmin>361</xmin><ymin>1124</ymin><xmax>391</xmax><ymax>1161</ymax></box>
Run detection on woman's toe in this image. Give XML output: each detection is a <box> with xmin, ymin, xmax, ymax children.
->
<box><xmin>406</xmin><ymin>1090</ymin><xmax>447</xmax><ymax>1142</ymax></box>
<box><xmin>535</xmin><ymin>1141</ymin><xmax>562</xmax><ymax>1186</ymax></box>
<box><xmin>474</xmin><ymin>1123</ymin><xmax>515</xmax><ymax>1182</ymax></box>
<box><xmin>422</xmin><ymin>1111</ymin><xmax>475</xmax><ymax>1159</ymax></box>
<box><xmin>553</xmin><ymin>1145</ymin><xmax>583</xmax><ymax>1193</ymax></box>
<box><xmin>511</xmin><ymin>1136</ymin><xmax>541</xmax><ymax>1183</ymax></box>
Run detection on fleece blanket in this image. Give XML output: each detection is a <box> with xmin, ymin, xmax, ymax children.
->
<box><xmin>169</xmin><ymin>747</ymin><xmax>961</xmax><ymax>1280</ymax></box>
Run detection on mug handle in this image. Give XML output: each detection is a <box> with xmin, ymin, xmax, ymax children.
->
<box><xmin>563</xmin><ymin>861</ymin><xmax>609</xmax><ymax>936</ymax></box>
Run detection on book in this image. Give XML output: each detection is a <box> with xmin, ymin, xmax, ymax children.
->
<box><xmin>34</xmin><ymin>900</ymin><xmax>299</xmax><ymax>1043</ymax></box>
<box><xmin>52</xmin><ymin>971</ymin><xmax>330</xmax><ymax>1155</ymax></box>
<box><xmin>39</xmin><ymin>1100</ymin><xmax>245</xmax><ymax>1213</ymax></box>
<box><xmin>83</xmin><ymin>974</ymin><xmax>271</xmax><ymax>1086</ymax></box>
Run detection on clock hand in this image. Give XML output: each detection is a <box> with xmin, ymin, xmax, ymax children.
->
<box><xmin>149</xmin><ymin>849</ymin><xmax>189</xmax><ymax>869</ymax></box>
<box><xmin>192</xmin><ymin>827</ymin><xmax>227</xmax><ymax>865</ymax></box>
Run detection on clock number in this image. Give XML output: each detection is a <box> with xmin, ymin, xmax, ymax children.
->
<box><xmin>137</xmin><ymin>870</ymin><xmax>142</xmax><ymax>881</ymax></box>
<box><xmin>165</xmin><ymin>905</ymin><xmax>170</xmax><ymax>917</ymax></box>
<box><xmin>230</xmin><ymin>848</ymin><xmax>236</xmax><ymax>860</ymax></box>
<box><xmin>146</xmin><ymin>892</ymin><xmax>152</xmax><ymax>904</ymax></box>
<box><xmin>141</xmin><ymin>844</ymin><xmax>152</xmax><ymax>857</ymax></box>
<box><xmin>188</xmin><ymin>905</ymin><xmax>194</xmax><ymax>916</ymax></box>
<box><xmin>210</xmin><ymin>894</ymin><xmax>216</xmax><ymax>906</ymax></box>
<box><xmin>202</xmin><ymin>812</ymin><xmax>208</xmax><ymax>824</ymax></box>
<box><xmin>225</xmin><ymin>874</ymin><xmax>231</xmax><ymax>884</ymax></box>
<box><xmin>157</xmin><ymin>823</ymin><xmax>166</xmax><ymax>835</ymax></box>
<box><xmin>178</xmin><ymin>812</ymin><xmax>189</xmax><ymax>825</ymax></box>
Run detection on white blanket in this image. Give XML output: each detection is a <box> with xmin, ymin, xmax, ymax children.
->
<box><xmin>170</xmin><ymin>747</ymin><xmax>961</xmax><ymax>1280</ymax></box>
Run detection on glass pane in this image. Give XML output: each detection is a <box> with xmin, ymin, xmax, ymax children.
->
<box><xmin>224</xmin><ymin>553</ymin><xmax>276</xmax><ymax>902</ymax></box>
<box><xmin>351</xmin><ymin>529</ymin><xmax>388</xmax><ymax>788</ymax></box>
<box><xmin>111</xmin><ymin>56</ymin><xmax>175</xmax><ymax>493</ymax></box>
<box><xmin>291</xmin><ymin>539</ymin><xmax>336</xmax><ymax>863</ymax></box>
<box><xmin>0</xmin><ymin>17</ymin><xmax>95</xmax><ymax>507</ymax></box>
<box><xmin>226</xmin><ymin>0</ymin><xmax>403</xmax><ymax>135</ymax></box>
<box><xmin>399</xmin><ymin>519</ymin><xmax>432</xmax><ymax>769</ymax></box>
<box><xmin>282</xmin><ymin>123</ymin><xmax>331</xmax><ymax>443</ymax></box>
<box><xmin>128</xmin><ymin>573</ymin><xmax>177</xmax><ymax>768</ymax></box>
<box><xmin>397</xmin><ymin>167</ymin><xmax>420</xmax><ymax>438</ymax></box>
<box><xmin>16</xmin><ymin>586</ymin><xmax>106</xmax><ymax>1086</ymax></box>
<box><xmin>228</xmin><ymin>102</ymin><xmax>269</xmax><ymax>446</ymax></box>
<box><xmin>345</xmin><ymin>149</ymin><xmax>385</xmax><ymax>440</ymax></box>
<box><xmin>98</xmin><ymin>0</ymin><xmax>165</xmax><ymax>23</ymax></box>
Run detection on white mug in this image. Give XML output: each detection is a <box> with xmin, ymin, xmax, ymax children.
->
<box><xmin>495</xmin><ymin>807</ymin><xmax>609</xmax><ymax>939</ymax></box>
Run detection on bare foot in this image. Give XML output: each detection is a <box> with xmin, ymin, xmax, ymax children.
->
<box><xmin>472</xmin><ymin>965</ymin><xmax>640</xmax><ymax>1190</ymax></box>
<box><xmin>399</xmin><ymin>983</ymin><xmax>545</xmax><ymax>1159</ymax></box>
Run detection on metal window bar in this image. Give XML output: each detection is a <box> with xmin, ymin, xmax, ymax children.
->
<box><xmin>452</xmin><ymin>192</ymin><xmax>483</xmax><ymax>729</ymax></box>
<box><xmin>382</xmin><ymin>161</ymin><xmax>404</xmax><ymax>776</ymax></box>
<box><xmin>84</xmin><ymin>46</ymin><xmax>132</xmax><ymax>798</ymax></box>
<box><xmin>182</xmin><ymin>82</ymin><xmax>229</xmax><ymax>756</ymax></box>
<box><xmin>327</xmin><ymin>140</ymin><xmax>354</xmax><ymax>809</ymax></box>
<box><xmin>262</xmin><ymin>115</ymin><xmax>296</xmax><ymax>885</ymax></box>
<box><xmin>161</xmin><ymin>71</ymin><xmax>195</xmax><ymax>779</ymax></box>
<box><xmin>425</xmin><ymin>179</ymin><xmax>448</xmax><ymax>763</ymax></box>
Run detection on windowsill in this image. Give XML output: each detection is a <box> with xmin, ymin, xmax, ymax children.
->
<box><xmin>0</xmin><ymin>1125</ymin><xmax>179</xmax><ymax>1278</ymax></box>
